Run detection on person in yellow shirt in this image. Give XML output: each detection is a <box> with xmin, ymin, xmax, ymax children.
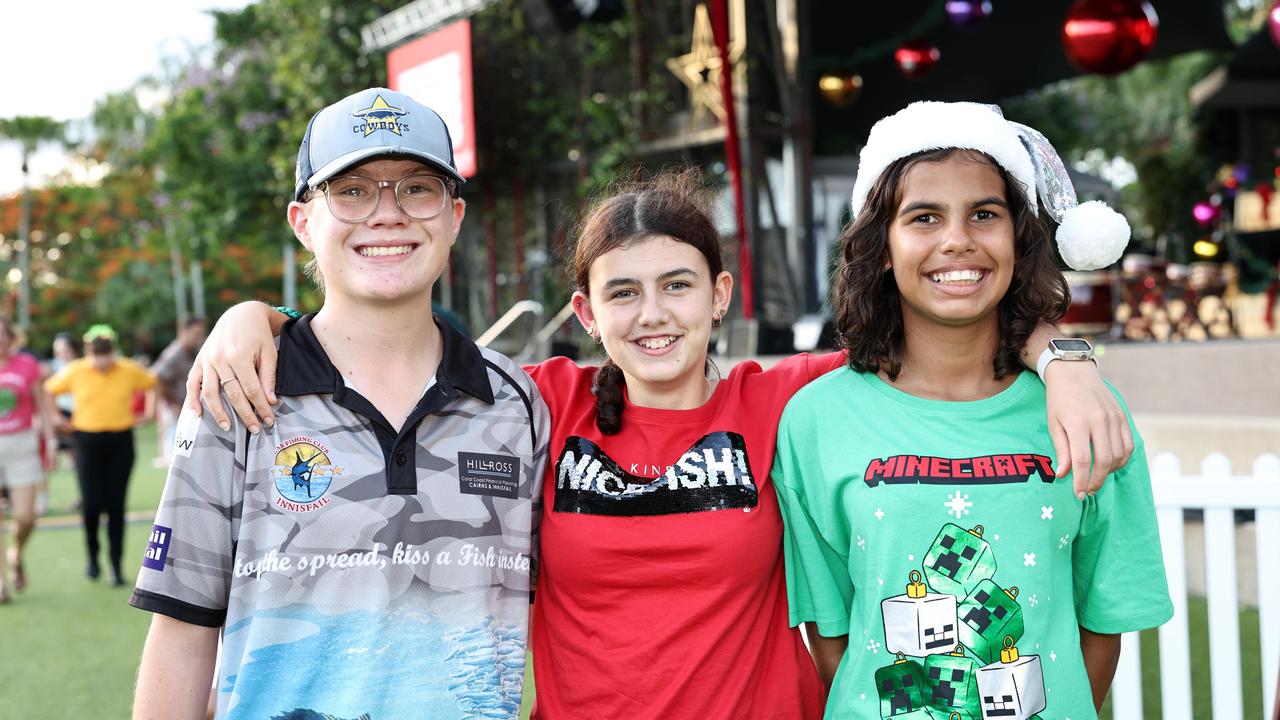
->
<box><xmin>45</xmin><ymin>325</ymin><xmax>156</xmax><ymax>586</ymax></box>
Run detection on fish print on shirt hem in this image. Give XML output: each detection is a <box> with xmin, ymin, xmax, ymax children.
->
<box><xmin>552</xmin><ymin>431</ymin><xmax>757</xmax><ymax>516</ymax></box>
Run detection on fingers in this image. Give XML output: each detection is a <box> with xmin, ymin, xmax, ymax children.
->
<box><xmin>199</xmin><ymin>363</ymin><xmax>232</xmax><ymax>431</ymax></box>
<box><xmin>185</xmin><ymin>364</ymin><xmax>205</xmax><ymax>417</ymax></box>
<box><xmin>1085</xmin><ymin>420</ymin><xmax>1113</xmax><ymax>498</ymax></box>
<box><xmin>258</xmin><ymin>349</ymin><xmax>278</xmax><ymax>407</ymax></box>
<box><xmin>1064</xmin><ymin>421</ymin><xmax>1093</xmax><ymax>501</ymax></box>
<box><xmin>1050</xmin><ymin>421</ymin><xmax>1071</xmax><ymax>480</ymax></box>
<box><xmin>225</xmin><ymin>355</ymin><xmax>273</xmax><ymax>430</ymax></box>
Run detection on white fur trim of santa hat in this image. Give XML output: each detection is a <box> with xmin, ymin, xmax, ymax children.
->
<box><xmin>1056</xmin><ymin>200</ymin><xmax>1131</xmax><ymax>271</ymax></box>
<box><xmin>850</xmin><ymin>101</ymin><xmax>1037</xmax><ymax>221</ymax></box>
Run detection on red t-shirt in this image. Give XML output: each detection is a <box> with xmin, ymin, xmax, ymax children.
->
<box><xmin>527</xmin><ymin>352</ymin><xmax>844</xmax><ymax>719</ymax></box>
<box><xmin>0</xmin><ymin>352</ymin><xmax>42</xmax><ymax>435</ymax></box>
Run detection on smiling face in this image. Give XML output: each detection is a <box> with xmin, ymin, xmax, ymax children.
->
<box><xmin>287</xmin><ymin>158</ymin><xmax>463</xmax><ymax>306</ymax></box>
<box><xmin>574</xmin><ymin>235</ymin><xmax>732</xmax><ymax>408</ymax></box>
<box><xmin>887</xmin><ymin>153</ymin><xmax>1015</xmax><ymax>333</ymax></box>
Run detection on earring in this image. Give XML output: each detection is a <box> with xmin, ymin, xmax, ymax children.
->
<box><xmin>585</xmin><ymin>323</ymin><xmax>596</xmax><ymax>337</ymax></box>
<box><xmin>712</xmin><ymin>311</ymin><xmax>723</xmax><ymax>329</ymax></box>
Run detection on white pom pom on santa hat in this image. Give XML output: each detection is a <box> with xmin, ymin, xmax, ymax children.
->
<box><xmin>1055</xmin><ymin>200</ymin><xmax>1130</xmax><ymax>271</ymax></box>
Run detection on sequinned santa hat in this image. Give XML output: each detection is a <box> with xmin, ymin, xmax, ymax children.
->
<box><xmin>849</xmin><ymin>101</ymin><xmax>1129</xmax><ymax>271</ymax></box>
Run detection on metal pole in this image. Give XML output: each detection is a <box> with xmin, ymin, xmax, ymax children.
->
<box><xmin>282</xmin><ymin>241</ymin><xmax>297</xmax><ymax>309</ymax></box>
<box><xmin>778</xmin><ymin>0</ymin><xmax>817</xmax><ymax>313</ymax></box>
<box><xmin>709</xmin><ymin>0</ymin><xmax>754</xmax><ymax>320</ymax></box>
<box><xmin>189</xmin><ymin>255</ymin><xmax>206</xmax><ymax>318</ymax></box>
<box><xmin>167</xmin><ymin>218</ymin><xmax>189</xmax><ymax>327</ymax></box>
<box><xmin>17</xmin><ymin>154</ymin><xmax>31</xmax><ymax>330</ymax></box>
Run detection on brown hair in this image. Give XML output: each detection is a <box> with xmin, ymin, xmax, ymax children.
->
<box><xmin>573</xmin><ymin>168</ymin><xmax>724</xmax><ymax>435</ymax></box>
<box><xmin>832</xmin><ymin>148</ymin><xmax>1069</xmax><ymax>380</ymax></box>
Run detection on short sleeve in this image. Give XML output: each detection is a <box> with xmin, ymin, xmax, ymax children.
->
<box><xmin>44</xmin><ymin>366</ymin><xmax>71</xmax><ymax>396</ymax></box>
<box><xmin>526</xmin><ymin>380</ymin><xmax>551</xmax><ymax>590</ymax></box>
<box><xmin>132</xmin><ymin>362</ymin><xmax>159</xmax><ymax>391</ymax></box>
<box><xmin>129</xmin><ymin>404</ymin><xmax>246</xmax><ymax>627</ymax></box>
<box><xmin>1071</xmin><ymin>440</ymin><xmax>1173</xmax><ymax>634</ymax></box>
<box><xmin>773</xmin><ymin>408</ymin><xmax>853</xmax><ymax>636</ymax></box>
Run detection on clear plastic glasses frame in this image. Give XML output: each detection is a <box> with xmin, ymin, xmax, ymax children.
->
<box><xmin>315</xmin><ymin>173</ymin><xmax>452</xmax><ymax>222</ymax></box>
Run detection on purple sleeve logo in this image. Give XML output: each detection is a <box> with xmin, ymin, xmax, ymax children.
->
<box><xmin>142</xmin><ymin>524</ymin><xmax>172</xmax><ymax>571</ymax></box>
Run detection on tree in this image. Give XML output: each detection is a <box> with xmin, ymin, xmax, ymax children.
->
<box><xmin>0</xmin><ymin>115</ymin><xmax>68</xmax><ymax>329</ymax></box>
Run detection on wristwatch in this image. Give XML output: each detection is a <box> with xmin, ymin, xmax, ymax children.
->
<box><xmin>1035</xmin><ymin>338</ymin><xmax>1096</xmax><ymax>379</ymax></box>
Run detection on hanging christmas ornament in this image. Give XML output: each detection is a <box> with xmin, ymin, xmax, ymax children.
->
<box><xmin>1061</xmin><ymin>0</ymin><xmax>1158</xmax><ymax>75</ymax></box>
<box><xmin>945</xmin><ymin>0</ymin><xmax>993</xmax><ymax>28</ymax></box>
<box><xmin>1269</xmin><ymin>1</ymin><xmax>1280</xmax><ymax>48</ymax></box>
<box><xmin>894</xmin><ymin>39</ymin><xmax>941</xmax><ymax>79</ymax></box>
<box><xmin>1192</xmin><ymin>200</ymin><xmax>1219</xmax><ymax>226</ymax></box>
<box><xmin>817</xmin><ymin>71</ymin><xmax>863</xmax><ymax>108</ymax></box>
<box><xmin>1233</xmin><ymin>163</ymin><xmax>1251</xmax><ymax>184</ymax></box>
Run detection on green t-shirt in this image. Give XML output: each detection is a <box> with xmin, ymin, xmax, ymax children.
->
<box><xmin>773</xmin><ymin>369</ymin><xmax>1172</xmax><ymax>720</ymax></box>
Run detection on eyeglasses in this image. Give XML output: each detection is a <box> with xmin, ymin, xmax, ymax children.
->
<box><xmin>314</xmin><ymin>173</ymin><xmax>453</xmax><ymax>222</ymax></box>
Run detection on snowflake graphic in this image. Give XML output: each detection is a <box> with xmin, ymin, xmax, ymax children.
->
<box><xmin>857</xmin><ymin>535</ymin><xmax>866</xmax><ymax>551</ymax></box>
<box><xmin>1058</xmin><ymin>533</ymin><xmax>1071</xmax><ymax>549</ymax></box>
<box><xmin>877</xmin><ymin>576</ymin><xmax>884</xmax><ymax>586</ymax></box>
<box><xmin>874</xmin><ymin>508</ymin><xmax>885</xmax><ymax>520</ymax></box>
<box><xmin>1024</xmin><ymin>553</ymin><xmax>1036</xmax><ymax>566</ymax></box>
<box><xmin>1050</xmin><ymin>651</ymin><xmax>1058</xmax><ymax>662</ymax></box>
<box><xmin>1041</xmin><ymin>505</ymin><xmax>1054</xmax><ymax>520</ymax></box>
<box><xmin>1029</xmin><ymin>594</ymin><xmax>1038</xmax><ymax>608</ymax></box>
<box><xmin>866</xmin><ymin>639</ymin><xmax>881</xmax><ymax>654</ymax></box>
<box><xmin>944</xmin><ymin>491</ymin><xmax>973</xmax><ymax>519</ymax></box>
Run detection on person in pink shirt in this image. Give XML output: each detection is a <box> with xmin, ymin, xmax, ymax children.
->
<box><xmin>0</xmin><ymin>317</ymin><xmax>58</xmax><ymax>601</ymax></box>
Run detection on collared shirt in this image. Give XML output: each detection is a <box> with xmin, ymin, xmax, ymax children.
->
<box><xmin>45</xmin><ymin>357</ymin><xmax>156</xmax><ymax>432</ymax></box>
<box><xmin>130</xmin><ymin>315</ymin><xmax>549</xmax><ymax>720</ymax></box>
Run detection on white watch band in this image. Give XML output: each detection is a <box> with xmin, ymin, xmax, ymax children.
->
<box><xmin>1035</xmin><ymin>346</ymin><xmax>1098</xmax><ymax>379</ymax></box>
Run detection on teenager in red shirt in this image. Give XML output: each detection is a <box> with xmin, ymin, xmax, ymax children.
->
<box><xmin>185</xmin><ymin>170</ymin><xmax>1131</xmax><ymax>718</ymax></box>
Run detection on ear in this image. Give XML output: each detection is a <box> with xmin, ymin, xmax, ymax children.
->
<box><xmin>712</xmin><ymin>270</ymin><xmax>734</xmax><ymax>317</ymax></box>
<box><xmin>448</xmin><ymin>197</ymin><xmax>466</xmax><ymax>244</ymax></box>
<box><xmin>571</xmin><ymin>290</ymin><xmax>596</xmax><ymax>333</ymax></box>
<box><xmin>287</xmin><ymin>201</ymin><xmax>315</xmax><ymax>254</ymax></box>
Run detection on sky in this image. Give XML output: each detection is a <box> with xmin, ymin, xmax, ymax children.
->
<box><xmin>0</xmin><ymin>0</ymin><xmax>256</xmax><ymax>196</ymax></box>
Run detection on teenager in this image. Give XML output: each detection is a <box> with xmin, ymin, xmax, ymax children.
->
<box><xmin>773</xmin><ymin>101</ymin><xmax>1172</xmax><ymax>719</ymax></box>
<box><xmin>129</xmin><ymin>88</ymin><xmax>549</xmax><ymax>719</ymax></box>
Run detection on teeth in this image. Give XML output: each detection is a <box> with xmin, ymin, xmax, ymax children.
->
<box><xmin>929</xmin><ymin>270</ymin><xmax>984</xmax><ymax>284</ymax></box>
<box><xmin>637</xmin><ymin>336</ymin><xmax>676</xmax><ymax>349</ymax></box>
<box><xmin>358</xmin><ymin>245</ymin><xmax>413</xmax><ymax>257</ymax></box>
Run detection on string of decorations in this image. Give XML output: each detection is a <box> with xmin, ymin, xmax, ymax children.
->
<box><xmin>816</xmin><ymin>1</ymin><xmax>1161</xmax><ymax>108</ymax></box>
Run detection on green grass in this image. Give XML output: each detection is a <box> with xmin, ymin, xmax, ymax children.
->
<box><xmin>0</xmin><ymin>422</ymin><xmax>1264</xmax><ymax>719</ymax></box>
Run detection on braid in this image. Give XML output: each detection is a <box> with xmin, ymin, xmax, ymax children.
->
<box><xmin>591</xmin><ymin>360</ymin><xmax>626</xmax><ymax>435</ymax></box>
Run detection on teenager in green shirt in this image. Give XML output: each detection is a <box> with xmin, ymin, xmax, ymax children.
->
<box><xmin>773</xmin><ymin>102</ymin><xmax>1172</xmax><ymax>720</ymax></box>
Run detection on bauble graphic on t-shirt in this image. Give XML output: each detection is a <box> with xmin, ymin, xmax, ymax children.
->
<box><xmin>552</xmin><ymin>431</ymin><xmax>757</xmax><ymax>516</ymax></box>
<box><xmin>874</xmin><ymin>523</ymin><xmax>1046</xmax><ymax>720</ymax></box>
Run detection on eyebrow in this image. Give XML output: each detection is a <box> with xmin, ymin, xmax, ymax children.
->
<box><xmin>897</xmin><ymin>197</ymin><xmax>1009</xmax><ymax>218</ymax></box>
<box><xmin>601</xmin><ymin>267</ymin><xmax>699</xmax><ymax>292</ymax></box>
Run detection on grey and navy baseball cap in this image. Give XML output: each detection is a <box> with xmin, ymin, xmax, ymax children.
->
<box><xmin>294</xmin><ymin>87</ymin><xmax>465</xmax><ymax>202</ymax></box>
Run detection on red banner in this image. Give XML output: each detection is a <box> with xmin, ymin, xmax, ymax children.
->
<box><xmin>388</xmin><ymin>20</ymin><xmax>476</xmax><ymax>178</ymax></box>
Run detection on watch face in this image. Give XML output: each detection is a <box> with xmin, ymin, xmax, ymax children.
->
<box><xmin>1053</xmin><ymin>339</ymin><xmax>1092</xmax><ymax>352</ymax></box>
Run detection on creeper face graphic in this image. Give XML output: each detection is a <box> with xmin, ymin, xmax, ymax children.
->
<box><xmin>875</xmin><ymin>655</ymin><xmax>932</xmax><ymax>718</ymax></box>
<box><xmin>957</xmin><ymin>580</ymin><xmax>1024</xmax><ymax>664</ymax></box>
<box><xmin>923</xmin><ymin>524</ymin><xmax>996</xmax><ymax>597</ymax></box>
<box><xmin>974</xmin><ymin>642</ymin><xmax>1046</xmax><ymax>720</ymax></box>
<box><xmin>883</xmin><ymin>571</ymin><xmax>959</xmax><ymax>656</ymax></box>
<box><xmin>924</xmin><ymin>648</ymin><xmax>981</xmax><ymax>719</ymax></box>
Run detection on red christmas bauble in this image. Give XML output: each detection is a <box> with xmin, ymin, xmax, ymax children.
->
<box><xmin>1269</xmin><ymin>1</ymin><xmax>1280</xmax><ymax>49</ymax></box>
<box><xmin>894</xmin><ymin>40</ymin><xmax>941</xmax><ymax>79</ymax></box>
<box><xmin>1062</xmin><ymin>0</ymin><xmax>1158</xmax><ymax>75</ymax></box>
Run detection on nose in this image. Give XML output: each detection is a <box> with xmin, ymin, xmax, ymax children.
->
<box><xmin>938</xmin><ymin>218</ymin><xmax>977</xmax><ymax>255</ymax></box>
<box><xmin>636</xmin><ymin>290</ymin><xmax>670</xmax><ymax>326</ymax></box>
<box><xmin>367</xmin><ymin>183</ymin><xmax>410</xmax><ymax>226</ymax></box>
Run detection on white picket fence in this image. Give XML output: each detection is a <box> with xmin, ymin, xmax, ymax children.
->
<box><xmin>1111</xmin><ymin>452</ymin><xmax>1280</xmax><ymax>719</ymax></box>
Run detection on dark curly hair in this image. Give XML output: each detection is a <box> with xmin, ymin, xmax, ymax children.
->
<box><xmin>832</xmin><ymin>148</ymin><xmax>1069</xmax><ymax>380</ymax></box>
<box><xmin>572</xmin><ymin>168</ymin><xmax>724</xmax><ymax>435</ymax></box>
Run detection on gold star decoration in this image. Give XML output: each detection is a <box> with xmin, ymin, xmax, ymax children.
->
<box><xmin>665</xmin><ymin>3</ymin><xmax>745</xmax><ymax>124</ymax></box>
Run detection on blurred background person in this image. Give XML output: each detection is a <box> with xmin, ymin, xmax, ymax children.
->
<box><xmin>149</xmin><ymin>317</ymin><xmax>206</xmax><ymax>466</ymax></box>
<box><xmin>45</xmin><ymin>332</ymin><xmax>81</xmax><ymax>512</ymax></box>
<box><xmin>0</xmin><ymin>317</ymin><xmax>58</xmax><ymax>602</ymax></box>
<box><xmin>44</xmin><ymin>325</ymin><xmax>157</xmax><ymax>587</ymax></box>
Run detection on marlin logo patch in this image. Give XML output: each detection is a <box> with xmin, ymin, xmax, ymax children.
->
<box><xmin>352</xmin><ymin>95</ymin><xmax>408</xmax><ymax>136</ymax></box>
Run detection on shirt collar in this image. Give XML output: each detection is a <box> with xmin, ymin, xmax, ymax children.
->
<box><xmin>276</xmin><ymin>312</ymin><xmax>494</xmax><ymax>405</ymax></box>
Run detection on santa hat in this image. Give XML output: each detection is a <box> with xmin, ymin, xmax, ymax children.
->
<box><xmin>849</xmin><ymin>101</ymin><xmax>1129</xmax><ymax>271</ymax></box>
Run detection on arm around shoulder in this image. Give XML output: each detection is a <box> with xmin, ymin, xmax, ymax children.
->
<box><xmin>132</xmin><ymin>614</ymin><xmax>219</xmax><ymax>720</ymax></box>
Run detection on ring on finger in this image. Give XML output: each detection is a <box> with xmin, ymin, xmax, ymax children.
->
<box><xmin>220</xmin><ymin>377</ymin><xmax>240</xmax><ymax>387</ymax></box>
